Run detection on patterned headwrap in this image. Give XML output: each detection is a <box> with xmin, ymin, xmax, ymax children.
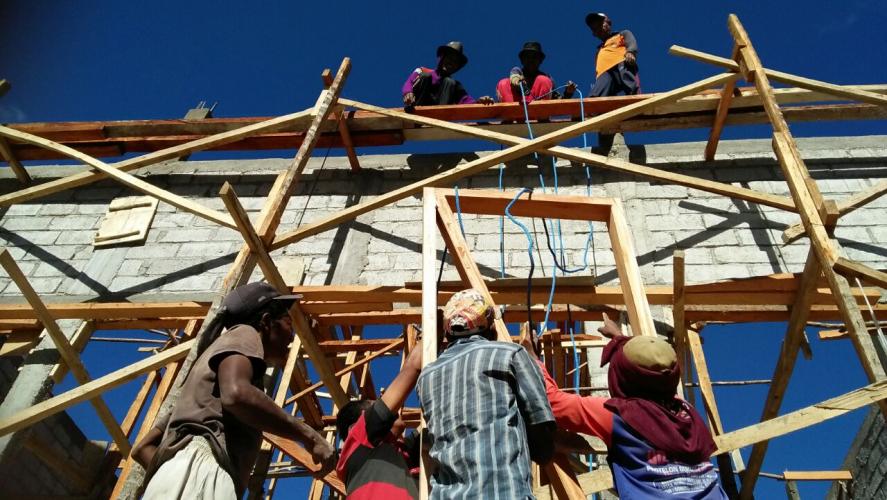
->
<box><xmin>443</xmin><ymin>289</ymin><xmax>494</xmax><ymax>336</ymax></box>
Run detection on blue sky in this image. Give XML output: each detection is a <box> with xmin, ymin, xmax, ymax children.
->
<box><xmin>5</xmin><ymin>1</ymin><xmax>886</xmax><ymax>498</ymax></box>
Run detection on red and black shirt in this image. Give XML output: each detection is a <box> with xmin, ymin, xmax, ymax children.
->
<box><xmin>336</xmin><ymin>400</ymin><xmax>419</xmax><ymax>499</ymax></box>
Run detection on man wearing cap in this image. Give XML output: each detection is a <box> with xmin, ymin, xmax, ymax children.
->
<box><xmin>132</xmin><ymin>282</ymin><xmax>336</xmax><ymax>499</ymax></box>
<box><xmin>586</xmin><ymin>12</ymin><xmax>640</xmax><ymax>150</ymax></box>
<box><xmin>496</xmin><ymin>41</ymin><xmax>576</xmax><ymax>103</ymax></box>
<box><xmin>523</xmin><ymin>314</ymin><xmax>728</xmax><ymax>499</ymax></box>
<box><xmin>416</xmin><ymin>289</ymin><xmax>556</xmax><ymax>498</ymax></box>
<box><xmin>402</xmin><ymin>41</ymin><xmax>493</xmax><ymax>111</ymax></box>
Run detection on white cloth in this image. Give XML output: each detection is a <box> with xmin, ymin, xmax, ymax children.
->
<box><xmin>142</xmin><ymin>435</ymin><xmax>237</xmax><ymax>500</ymax></box>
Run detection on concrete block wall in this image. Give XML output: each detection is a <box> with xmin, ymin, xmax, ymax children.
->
<box><xmin>829</xmin><ymin>409</ymin><xmax>887</xmax><ymax>499</ymax></box>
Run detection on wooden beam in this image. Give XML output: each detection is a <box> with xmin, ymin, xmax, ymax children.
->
<box><xmin>669</xmin><ymin>45</ymin><xmax>887</xmax><ymax>107</ymax></box>
<box><xmin>434</xmin><ymin>189</ymin><xmax>510</xmax><ymax>340</ymax></box>
<box><xmin>0</xmin><ymin>249</ymin><xmax>130</xmax><ymax>455</ymax></box>
<box><xmin>542</xmin><ymin>455</ymin><xmax>586</xmax><ymax>500</ymax></box>
<box><xmin>744</xmin><ymin>252</ymin><xmax>823</xmax><ymax>488</ymax></box>
<box><xmin>0</xmin><ymin>339</ymin><xmax>192</xmax><ymax>437</ymax></box>
<box><xmin>0</xmin><ymin>136</ymin><xmax>31</xmax><ymax>185</ymax></box>
<box><xmin>0</xmin><ymin>125</ymin><xmax>238</xmax><ymax>229</ymax></box>
<box><xmin>834</xmin><ymin>257</ymin><xmax>887</xmax><ymax>289</ymax></box>
<box><xmin>703</xmin><ymin>45</ymin><xmax>740</xmax><ymax>161</ymax></box>
<box><xmin>270</xmin><ymin>72</ymin><xmax>747</xmax><ymax>248</ymax></box>
<box><xmin>608</xmin><ymin>198</ymin><xmax>656</xmax><ymax>336</ymax></box>
<box><xmin>782</xmin><ymin>180</ymin><xmax>887</xmax><ymax>243</ymax></box>
<box><xmin>262</xmin><ymin>433</ymin><xmax>346</xmax><ymax>495</ymax></box>
<box><xmin>419</xmin><ymin>188</ymin><xmax>438</xmax><ymax>500</ymax></box>
<box><xmin>440</xmin><ymin>189</ymin><xmax>613</xmax><ymax>221</ymax></box>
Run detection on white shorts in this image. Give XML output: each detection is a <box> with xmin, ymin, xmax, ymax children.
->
<box><xmin>142</xmin><ymin>435</ymin><xmax>237</xmax><ymax>500</ymax></box>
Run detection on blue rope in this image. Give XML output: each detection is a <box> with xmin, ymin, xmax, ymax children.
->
<box><xmin>453</xmin><ymin>185</ymin><xmax>466</xmax><ymax>236</ymax></box>
<box><xmin>505</xmin><ymin>188</ymin><xmax>536</xmax><ymax>331</ymax></box>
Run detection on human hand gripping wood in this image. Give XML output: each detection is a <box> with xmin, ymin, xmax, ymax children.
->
<box><xmin>597</xmin><ymin>312</ymin><xmax>623</xmax><ymax>339</ymax></box>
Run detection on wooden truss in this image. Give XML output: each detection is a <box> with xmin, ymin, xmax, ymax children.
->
<box><xmin>0</xmin><ymin>13</ymin><xmax>885</xmax><ymax>499</ymax></box>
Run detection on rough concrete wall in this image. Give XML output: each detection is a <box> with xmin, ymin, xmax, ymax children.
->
<box><xmin>829</xmin><ymin>409</ymin><xmax>887</xmax><ymax>499</ymax></box>
<box><xmin>0</xmin><ymin>135</ymin><xmax>884</xmax><ymax>302</ymax></box>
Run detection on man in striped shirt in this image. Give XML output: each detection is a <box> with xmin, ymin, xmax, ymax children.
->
<box><xmin>417</xmin><ymin>289</ymin><xmax>556</xmax><ymax>498</ymax></box>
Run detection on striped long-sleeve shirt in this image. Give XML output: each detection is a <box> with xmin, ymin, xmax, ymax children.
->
<box><xmin>417</xmin><ymin>335</ymin><xmax>554</xmax><ymax>499</ymax></box>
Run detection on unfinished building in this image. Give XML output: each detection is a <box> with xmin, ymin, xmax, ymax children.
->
<box><xmin>0</xmin><ymin>14</ymin><xmax>885</xmax><ymax>499</ymax></box>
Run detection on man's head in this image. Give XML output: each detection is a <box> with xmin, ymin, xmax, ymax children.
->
<box><xmin>585</xmin><ymin>12</ymin><xmax>612</xmax><ymax>41</ymax></box>
<box><xmin>602</xmin><ymin>335</ymin><xmax>680</xmax><ymax>401</ymax></box>
<box><xmin>436</xmin><ymin>41</ymin><xmax>468</xmax><ymax>76</ymax></box>
<box><xmin>443</xmin><ymin>289</ymin><xmax>495</xmax><ymax>341</ymax></box>
<box><xmin>337</xmin><ymin>400</ymin><xmax>407</xmax><ymax>442</ymax></box>
<box><xmin>222</xmin><ymin>282</ymin><xmax>301</xmax><ymax>367</ymax></box>
<box><xmin>518</xmin><ymin>41</ymin><xmax>545</xmax><ymax>73</ymax></box>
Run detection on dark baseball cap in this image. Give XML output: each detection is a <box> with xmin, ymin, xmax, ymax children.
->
<box><xmin>221</xmin><ymin>282</ymin><xmax>301</xmax><ymax>326</ymax></box>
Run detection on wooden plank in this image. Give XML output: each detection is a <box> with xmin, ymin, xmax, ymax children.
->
<box><xmin>542</xmin><ymin>455</ymin><xmax>586</xmax><ymax>500</ymax></box>
<box><xmin>703</xmin><ymin>45</ymin><xmax>740</xmax><ymax>161</ymax></box>
<box><xmin>441</xmin><ymin>189</ymin><xmax>613</xmax><ymax>222</ymax></box>
<box><xmin>0</xmin><ymin>339</ymin><xmax>193</xmax><ymax>437</ymax></box>
<box><xmin>434</xmin><ymin>189</ymin><xmax>510</xmax><ymax>341</ymax></box>
<box><xmin>0</xmin><ymin>249</ymin><xmax>131</xmax><ymax>455</ymax></box>
<box><xmin>782</xmin><ymin>470</ymin><xmax>853</xmax><ymax>481</ymax></box>
<box><xmin>673</xmin><ymin>251</ymin><xmax>689</xmax><ymax>389</ymax></box>
<box><xmin>270</xmin><ymin>72</ymin><xmax>747</xmax><ymax>248</ymax></box>
<box><xmin>783</xmin><ymin>180</ymin><xmax>887</xmax><ymax>243</ymax></box>
<box><xmin>94</xmin><ymin>196</ymin><xmax>159</xmax><ymax>247</ymax></box>
<box><xmin>0</xmin><ymin>301</ymin><xmax>209</xmax><ymax>320</ymax></box>
<box><xmin>0</xmin><ymin>331</ymin><xmax>39</xmax><ymax>357</ymax></box>
<box><xmin>321</xmin><ymin>69</ymin><xmax>361</xmax><ymax>171</ymax></box>
<box><xmin>419</xmin><ymin>188</ymin><xmax>438</xmax><ymax>500</ymax></box>
<box><xmin>0</xmin><ymin>136</ymin><xmax>31</xmax><ymax>184</ymax></box>
<box><xmin>669</xmin><ymin>45</ymin><xmax>887</xmax><ymax>107</ymax></box>
<box><xmin>608</xmin><ymin>198</ymin><xmax>656</xmax><ymax>337</ymax></box>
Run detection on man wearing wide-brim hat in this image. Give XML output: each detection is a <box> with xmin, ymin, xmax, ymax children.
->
<box><xmin>585</xmin><ymin>12</ymin><xmax>641</xmax><ymax>151</ymax></box>
<box><xmin>402</xmin><ymin>41</ymin><xmax>493</xmax><ymax>110</ymax></box>
<box><xmin>496</xmin><ymin>41</ymin><xmax>577</xmax><ymax>103</ymax></box>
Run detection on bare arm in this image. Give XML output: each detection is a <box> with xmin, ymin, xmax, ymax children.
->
<box><xmin>132</xmin><ymin>426</ymin><xmax>164</xmax><ymax>468</ymax></box>
<box><xmin>218</xmin><ymin>353</ymin><xmax>335</xmax><ymax>474</ymax></box>
<box><xmin>380</xmin><ymin>340</ymin><xmax>422</xmax><ymax>413</ymax></box>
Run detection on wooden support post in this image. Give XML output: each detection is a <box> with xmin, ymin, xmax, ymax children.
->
<box><xmin>0</xmin><ymin>136</ymin><xmax>31</xmax><ymax>185</ymax></box>
<box><xmin>434</xmin><ymin>189</ymin><xmax>510</xmax><ymax>340</ymax></box>
<box><xmin>783</xmin><ymin>180</ymin><xmax>887</xmax><ymax>243</ymax></box>
<box><xmin>834</xmin><ymin>258</ymin><xmax>887</xmax><ymax>289</ymax></box>
<box><xmin>542</xmin><ymin>455</ymin><xmax>587</xmax><ymax>500</ymax></box>
<box><xmin>704</xmin><ymin>45</ymin><xmax>740</xmax><ymax>161</ymax></box>
<box><xmin>731</xmin><ymin>11</ymin><xmax>887</xmax><ymax>392</ymax></box>
<box><xmin>608</xmin><ymin>198</ymin><xmax>656</xmax><ymax>337</ymax></box>
<box><xmin>322</xmin><ymin>69</ymin><xmax>361</xmax><ymax>171</ymax></box>
<box><xmin>785</xmin><ymin>479</ymin><xmax>801</xmax><ymax>500</ymax></box>
<box><xmin>673</xmin><ymin>251</ymin><xmax>689</xmax><ymax>374</ymax></box>
<box><xmin>0</xmin><ymin>249</ymin><xmax>130</xmax><ymax>455</ymax></box>
<box><xmin>419</xmin><ymin>187</ymin><xmax>439</xmax><ymax>500</ymax></box>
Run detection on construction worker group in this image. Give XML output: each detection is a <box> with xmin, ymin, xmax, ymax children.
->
<box><xmin>132</xmin><ymin>11</ymin><xmax>731</xmax><ymax>500</ymax></box>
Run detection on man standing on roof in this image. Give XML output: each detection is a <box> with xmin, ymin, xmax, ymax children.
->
<box><xmin>132</xmin><ymin>282</ymin><xmax>336</xmax><ymax>499</ymax></box>
<box><xmin>496</xmin><ymin>41</ymin><xmax>577</xmax><ymax>103</ymax></box>
<box><xmin>402</xmin><ymin>41</ymin><xmax>493</xmax><ymax>111</ymax></box>
<box><xmin>586</xmin><ymin>12</ymin><xmax>640</xmax><ymax>150</ymax></box>
<box><xmin>417</xmin><ymin>289</ymin><xmax>556</xmax><ymax>498</ymax></box>
<box><xmin>522</xmin><ymin>314</ymin><xmax>729</xmax><ymax>499</ymax></box>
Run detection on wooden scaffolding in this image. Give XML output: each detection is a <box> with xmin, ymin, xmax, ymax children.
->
<box><xmin>0</xmin><ymin>14</ymin><xmax>885</xmax><ymax>499</ymax></box>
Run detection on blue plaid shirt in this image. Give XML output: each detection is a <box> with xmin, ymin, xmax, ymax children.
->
<box><xmin>417</xmin><ymin>335</ymin><xmax>554</xmax><ymax>499</ymax></box>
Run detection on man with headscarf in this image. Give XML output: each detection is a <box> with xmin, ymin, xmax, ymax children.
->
<box><xmin>132</xmin><ymin>282</ymin><xmax>335</xmax><ymax>499</ymax></box>
<box><xmin>523</xmin><ymin>314</ymin><xmax>728</xmax><ymax>499</ymax></box>
<box><xmin>402</xmin><ymin>41</ymin><xmax>493</xmax><ymax>111</ymax></box>
<box><xmin>495</xmin><ymin>41</ymin><xmax>576</xmax><ymax>103</ymax></box>
<box><xmin>417</xmin><ymin>289</ymin><xmax>556</xmax><ymax>498</ymax></box>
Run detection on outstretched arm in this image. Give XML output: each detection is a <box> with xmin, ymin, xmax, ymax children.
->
<box><xmin>218</xmin><ymin>353</ymin><xmax>335</xmax><ymax>475</ymax></box>
<box><xmin>380</xmin><ymin>339</ymin><xmax>422</xmax><ymax>413</ymax></box>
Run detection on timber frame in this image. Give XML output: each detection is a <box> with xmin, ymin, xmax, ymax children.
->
<box><xmin>0</xmin><ymin>14</ymin><xmax>885</xmax><ymax>499</ymax></box>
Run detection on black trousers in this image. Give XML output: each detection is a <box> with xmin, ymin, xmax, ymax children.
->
<box><xmin>591</xmin><ymin>62</ymin><xmax>640</xmax><ymax>150</ymax></box>
<box><xmin>412</xmin><ymin>73</ymin><xmax>463</xmax><ymax>105</ymax></box>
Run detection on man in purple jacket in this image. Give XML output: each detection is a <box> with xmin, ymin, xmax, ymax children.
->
<box><xmin>402</xmin><ymin>41</ymin><xmax>493</xmax><ymax>111</ymax></box>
